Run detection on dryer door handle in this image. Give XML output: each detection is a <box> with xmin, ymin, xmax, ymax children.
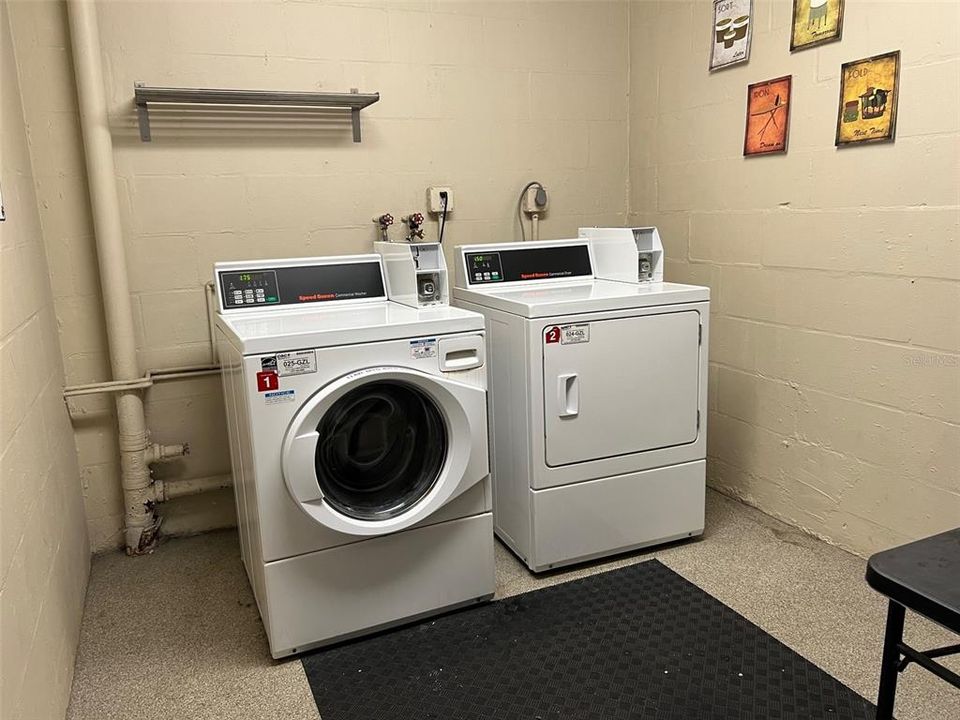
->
<box><xmin>557</xmin><ymin>373</ymin><xmax>579</xmax><ymax>418</ymax></box>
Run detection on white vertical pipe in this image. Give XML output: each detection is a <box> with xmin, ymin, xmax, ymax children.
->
<box><xmin>67</xmin><ymin>0</ymin><xmax>158</xmax><ymax>553</ymax></box>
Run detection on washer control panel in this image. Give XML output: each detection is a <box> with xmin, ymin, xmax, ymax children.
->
<box><xmin>219</xmin><ymin>270</ymin><xmax>280</xmax><ymax>308</ymax></box>
<box><xmin>215</xmin><ymin>256</ymin><xmax>387</xmax><ymax>312</ymax></box>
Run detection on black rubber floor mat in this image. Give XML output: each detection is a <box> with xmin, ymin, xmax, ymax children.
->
<box><xmin>302</xmin><ymin>559</ymin><xmax>876</xmax><ymax>719</ymax></box>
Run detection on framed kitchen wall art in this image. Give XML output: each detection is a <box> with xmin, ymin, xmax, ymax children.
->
<box><xmin>835</xmin><ymin>51</ymin><xmax>900</xmax><ymax>146</ymax></box>
<box><xmin>790</xmin><ymin>0</ymin><xmax>844</xmax><ymax>51</ymax></box>
<box><xmin>744</xmin><ymin>76</ymin><xmax>792</xmax><ymax>156</ymax></box>
<box><xmin>710</xmin><ymin>0</ymin><xmax>753</xmax><ymax>71</ymax></box>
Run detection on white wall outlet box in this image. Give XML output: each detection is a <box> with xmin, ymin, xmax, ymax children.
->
<box><xmin>427</xmin><ymin>186</ymin><xmax>454</xmax><ymax>213</ymax></box>
<box><xmin>523</xmin><ymin>185</ymin><xmax>548</xmax><ymax>214</ymax></box>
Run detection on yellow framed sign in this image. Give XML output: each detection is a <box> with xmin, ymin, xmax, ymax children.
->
<box><xmin>835</xmin><ymin>51</ymin><xmax>900</xmax><ymax>146</ymax></box>
<box><xmin>790</xmin><ymin>0</ymin><xmax>844</xmax><ymax>52</ymax></box>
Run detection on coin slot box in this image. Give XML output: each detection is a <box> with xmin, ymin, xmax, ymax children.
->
<box><xmin>579</xmin><ymin>226</ymin><xmax>665</xmax><ymax>284</ymax></box>
<box><xmin>375</xmin><ymin>241</ymin><xmax>450</xmax><ymax>308</ymax></box>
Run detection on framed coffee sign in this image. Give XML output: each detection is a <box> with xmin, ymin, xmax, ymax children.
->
<box><xmin>710</xmin><ymin>0</ymin><xmax>753</xmax><ymax>71</ymax></box>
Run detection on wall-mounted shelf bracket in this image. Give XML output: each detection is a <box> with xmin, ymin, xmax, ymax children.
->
<box><xmin>133</xmin><ymin>83</ymin><xmax>380</xmax><ymax>142</ymax></box>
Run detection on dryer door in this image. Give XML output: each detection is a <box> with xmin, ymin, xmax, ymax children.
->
<box><xmin>281</xmin><ymin>367</ymin><xmax>488</xmax><ymax>536</ymax></box>
<box><xmin>542</xmin><ymin>310</ymin><xmax>701</xmax><ymax>467</ymax></box>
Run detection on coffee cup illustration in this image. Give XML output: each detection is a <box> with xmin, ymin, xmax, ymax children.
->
<box><xmin>716</xmin><ymin>14</ymin><xmax>749</xmax><ymax>48</ymax></box>
<box><xmin>715</xmin><ymin>17</ymin><xmax>733</xmax><ymax>44</ymax></box>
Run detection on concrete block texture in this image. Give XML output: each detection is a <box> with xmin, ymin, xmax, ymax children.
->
<box><xmin>5</xmin><ymin>0</ymin><xmax>957</xmax><ymax>570</ymax></box>
<box><xmin>1</xmin><ymin>4</ymin><xmax>89</xmax><ymax>720</ymax></box>
<box><xmin>8</xmin><ymin>0</ymin><xmax>630</xmax><ymax>554</ymax></box>
<box><xmin>630</xmin><ymin>0</ymin><xmax>960</xmax><ymax>557</ymax></box>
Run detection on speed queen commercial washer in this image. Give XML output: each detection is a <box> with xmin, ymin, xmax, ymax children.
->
<box><xmin>453</xmin><ymin>239</ymin><xmax>709</xmax><ymax>572</ymax></box>
<box><xmin>215</xmin><ymin>254</ymin><xmax>494</xmax><ymax>657</ymax></box>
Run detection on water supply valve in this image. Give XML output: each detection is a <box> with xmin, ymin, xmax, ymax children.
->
<box><xmin>401</xmin><ymin>213</ymin><xmax>425</xmax><ymax>242</ymax></box>
<box><xmin>373</xmin><ymin>213</ymin><xmax>394</xmax><ymax>242</ymax></box>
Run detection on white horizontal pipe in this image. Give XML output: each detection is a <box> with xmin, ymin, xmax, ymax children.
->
<box><xmin>63</xmin><ymin>365</ymin><xmax>221</xmax><ymax>397</ymax></box>
<box><xmin>155</xmin><ymin>474</ymin><xmax>233</xmax><ymax>502</ymax></box>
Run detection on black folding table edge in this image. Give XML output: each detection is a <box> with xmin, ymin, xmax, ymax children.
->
<box><xmin>865</xmin><ymin>528</ymin><xmax>960</xmax><ymax>720</ymax></box>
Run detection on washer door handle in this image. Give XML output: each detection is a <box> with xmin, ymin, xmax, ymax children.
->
<box><xmin>439</xmin><ymin>335</ymin><xmax>484</xmax><ymax>372</ymax></box>
<box><xmin>557</xmin><ymin>373</ymin><xmax>579</xmax><ymax>418</ymax></box>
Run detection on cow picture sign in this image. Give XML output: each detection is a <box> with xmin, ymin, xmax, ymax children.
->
<box><xmin>790</xmin><ymin>0</ymin><xmax>844</xmax><ymax>52</ymax></box>
<box><xmin>835</xmin><ymin>51</ymin><xmax>900</xmax><ymax>146</ymax></box>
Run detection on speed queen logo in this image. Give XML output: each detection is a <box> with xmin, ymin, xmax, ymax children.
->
<box><xmin>545</xmin><ymin>326</ymin><xmax>561</xmax><ymax>344</ymax></box>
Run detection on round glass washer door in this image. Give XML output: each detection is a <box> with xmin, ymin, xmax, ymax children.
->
<box><xmin>281</xmin><ymin>366</ymin><xmax>487</xmax><ymax>536</ymax></box>
<box><xmin>313</xmin><ymin>380</ymin><xmax>446</xmax><ymax>521</ymax></box>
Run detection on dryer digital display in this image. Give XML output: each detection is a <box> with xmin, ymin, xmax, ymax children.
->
<box><xmin>465</xmin><ymin>253</ymin><xmax>504</xmax><ymax>284</ymax></box>
<box><xmin>465</xmin><ymin>245</ymin><xmax>592</xmax><ymax>285</ymax></box>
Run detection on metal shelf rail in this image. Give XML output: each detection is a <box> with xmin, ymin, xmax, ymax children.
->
<box><xmin>133</xmin><ymin>84</ymin><xmax>380</xmax><ymax>142</ymax></box>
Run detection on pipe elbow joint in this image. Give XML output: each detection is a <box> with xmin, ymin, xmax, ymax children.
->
<box><xmin>146</xmin><ymin>442</ymin><xmax>189</xmax><ymax>465</ymax></box>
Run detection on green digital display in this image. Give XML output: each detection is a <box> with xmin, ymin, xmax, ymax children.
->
<box><xmin>466</xmin><ymin>252</ymin><xmax>504</xmax><ymax>284</ymax></box>
<box><xmin>220</xmin><ymin>269</ymin><xmax>280</xmax><ymax>308</ymax></box>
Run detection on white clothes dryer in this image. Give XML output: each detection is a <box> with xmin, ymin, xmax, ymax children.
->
<box><xmin>215</xmin><ymin>254</ymin><xmax>494</xmax><ymax>657</ymax></box>
<box><xmin>453</xmin><ymin>239</ymin><xmax>709</xmax><ymax>572</ymax></box>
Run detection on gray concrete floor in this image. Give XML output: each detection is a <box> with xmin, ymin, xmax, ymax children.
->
<box><xmin>67</xmin><ymin>491</ymin><xmax>959</xmax><ymax>720</ymax></box>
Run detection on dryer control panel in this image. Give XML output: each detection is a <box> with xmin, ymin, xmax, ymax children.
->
<box><xmin>456</xmin><ymin>241</ymin><xmax>594</xmax><ymax>288</ymax></box>
<box><xmin>464</xmin><ymin>252</ymin><xmax>504</xmax><ymax>284</ymax></box>
<box><xmin>215</xmin><ymin>256</ymin><xmax>387</xmax><ymax>312</ymax></box>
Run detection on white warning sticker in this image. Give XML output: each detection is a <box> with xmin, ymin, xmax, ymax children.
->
<box><xmin>561</xmin><ymin>324</ymin><xmax>590</xmax><ymax>345</ymax></box>
<box><xmin>264</xmin><ymin>389</ymin><xmax>296</xmax><ymax>405</ymax></box>
<box><xmin>410</xmin><ymin>338</ymin><xmax>438</xmax><ymax>359</ymax></box>
<box><xmin>276</xmin><ymin>350</ymin><xmax>317</xmax><ymax>377</ymax></box>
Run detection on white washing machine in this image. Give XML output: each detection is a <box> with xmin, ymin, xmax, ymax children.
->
<box><xmin>453</xmin><ymin>239</ymin><xmax>709</xmax><ymax>572</ymax></box>
<box><xmin>214</xmin><ymin>254</ymin><xmax>494</xmax><ymax>658</ymax></box>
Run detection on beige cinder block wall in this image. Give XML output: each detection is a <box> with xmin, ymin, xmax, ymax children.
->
<box><xmin>629</xmin><ymin>0</ymin><xmax>960</xmax><ymax>557</ymax></box>
<box><xmin>1</xmin><ymin>3</ymin><xmax>90</xmax><ymax>718</ymax></box>
<box><xmin>14</xmin><ymin>0</ymin><xmax>629</xmax><ymax>551</ymax></box>
<box><xmin>18</xmin><ymin>0</ymin><xmax>952</xmax><ymax>559</ymax></box>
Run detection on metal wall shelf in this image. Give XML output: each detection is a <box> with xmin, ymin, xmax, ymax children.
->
<box><xmin>133</xmin><ymin>84</ymin><xmax>380</xmax><ymax>142</ymax></box>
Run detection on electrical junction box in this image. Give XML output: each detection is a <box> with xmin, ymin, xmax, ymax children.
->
<box><xmin>523</xmin><ymin>185</ymin><xmax>548</xmax><ymax>214</ymax></box>
<box><xmin>578</xmin><ymin>226</ymin><xmax>664</xmax><ymax>283</ymax></box>
<box><xmin>374</xmin><ymin>241</ymin><xmax>450</xmax><ymax>308</ymax></box>
<box><xmin>427</xmin><ymin>186</ymin><xmax>454</xmax><ymax>214</ymax></box>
